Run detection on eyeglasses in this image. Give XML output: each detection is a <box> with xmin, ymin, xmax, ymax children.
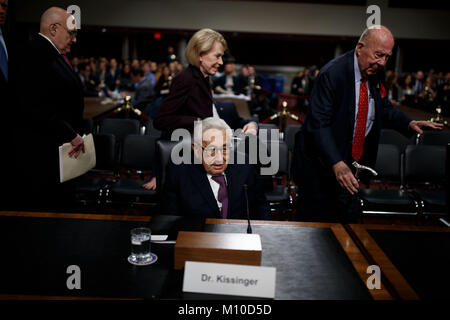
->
<box><xmin>55</xmin><ymin>23</ymin><xmax>77</xmax><ymax>39</ymax></box>
<box><xmin>202</xmin><ymin>145</ymin><xmax>230</xmax><ymax>158</ymax></box>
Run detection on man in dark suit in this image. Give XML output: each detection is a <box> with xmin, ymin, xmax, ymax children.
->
<box><xmin>12</xmin><ymin>7</ymin><xmax>85</xmax><ymax>209</ymax></box>
<box><xmin>130</xmin><ymin>66</ymin><xmax>154</xmax><ymax>112</ymax></box>
<box><xmin>161</xmin><ymin>117</ymin><xmax>270</xmax><ymax>220</ymax></box>
<box><xmin>213</xmin><ymin>56</ymin><xmax>238</xmax><ymax>94</ymax></box>
<box><xmin>292</xmin><ymin>26</ymin><xmax>442</xmax><ymax>223</ymax></box>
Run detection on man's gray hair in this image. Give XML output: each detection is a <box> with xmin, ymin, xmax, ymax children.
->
<box><xmin>193</xmin><ymin>117</ymin><xmax>232</xmax><ymax>145</ymax></box>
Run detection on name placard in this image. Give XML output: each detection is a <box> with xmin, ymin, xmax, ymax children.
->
<box><xmin>182</xmin><ymin>261</ymin><xmax>276</xmax><ymax>299</ymax></box>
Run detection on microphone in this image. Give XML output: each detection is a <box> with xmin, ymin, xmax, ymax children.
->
<box><xmin>243</xmin><ymin>184</ymin><xmax>252</xmax><ymax>234</ymax></box>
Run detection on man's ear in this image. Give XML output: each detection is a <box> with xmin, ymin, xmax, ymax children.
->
<box><xmin>49</xmin><ymin>23</ymin><xmax>58</xmax><ymax>37</ymax></box>
<box><xmin>355</xmin><ymin>42</ymin><xmax>364</xmax><ymax>56</ymax></box>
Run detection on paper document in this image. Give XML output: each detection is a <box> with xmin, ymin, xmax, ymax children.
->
<box><xmin>59</xmin><ymin>133</ymin><xmax>96</xmax><ymax>183</ymax></box>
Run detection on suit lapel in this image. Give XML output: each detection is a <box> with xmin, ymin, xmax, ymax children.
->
<box><xmin>189</xmin><ymin>164</ymin><xmax>221</xmax><ymax>216</ymax></box>
<box><xmin>347</xmin><ymin>50</ymin><xmax>356</xmax><ymax>133</ymax></box>
<box><xmin>56</xmin><ymin>55</ymin><xmax>83</xmax><ymax>89</ymax></box>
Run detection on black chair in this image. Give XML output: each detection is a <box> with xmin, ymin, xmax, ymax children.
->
<box><xmin>358</xmin><ymin>144</ymin><xmax>419</xmax><ymax>223</ymax></box>
<box><xmin>284</xmin><ymin>125</ymin><xmax>302</xmax><ymax>152</ymax></box>
<box><xmin>74</xmin><ymin>133</ymin><xmax>117</xmax><ymax>205</ymax></box>
<box><xmin>258</xmin><ymin>123</ymin><xmax>279</xmax><ymax>142</ymax></box>
<box><xmin>379</xmin><ymin>129</ymin><xmax>413</xmax><ymax>153</ymax></box>
<box><xmin>404</xmin><ymin>145</ymin><xmax>447</xmax><ymax>221</ymax></box>
<box><xmin>419</xmin><ymin>131</ymin><xmax>450</xmax><ymax>146</ymax></box>
<box><xmin>155</xmin><ymin>139</ymin><xmax>189</xmax><ymax>195</ymax></box>
<box><xmin>82</xmin><ymin>117</ymin><xmax>94</xmax><ymax>134</ymax></box>
<box><xmin>109</xmin><ymin>135</ymin><xmax>158</xmax><ymax>206</ymax></box>
<box><xmin>260</xmin><ymin>140</ymin><xmax>293</xmax><ymax>220</ymax></box>
<box><xmin>143</xmin><ymin>120</ymin><xmax>162</xmax><ymax>139</ymax></box>
<box><xmin>99</xmin><ymin>118</ymin><xmax>141</xmax><ymax>165</ymax></box>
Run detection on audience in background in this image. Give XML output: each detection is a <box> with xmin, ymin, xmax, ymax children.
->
<box><xmin>214</xmin><ymin>55</ymin><xmax>238</xmax><ymax>94</ymax></box>
<box><xmin>119</xmin><ymin>63</ymin><xmax>134</xmax><ymax>92</ymax></box>
<box><xmin>129</xmin><ymin>66</ymin><xmax>154</xmax><ymax>112</ymax></box>
<box><xmin>105</xmin><ymin>58</ymin><xmax>121</xmax><ymax>91</ymax></box>
<box><xmin>68</xmin><ymin>54</ymin><xmax>448</xmax><ymax>117</ymax></box>
<box><xmin>385</xmin><ymin>70</ymin><xmax>400</xmax><ymax>106</ymax></box>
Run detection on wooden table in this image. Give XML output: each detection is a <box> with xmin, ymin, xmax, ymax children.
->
<box><xmin>83</xmin><ymin>97</ymin><xmax>120</xmax><ymax>119</ymax></box>
<box><xmin>2</xmin><ymin>211</ymin><xmax>448</xmax><ymax>300</ymax></box>
<box><xmin>0</xmin><ymin>212</ymin><xmax>374</xmax><ymax>300</ymax></box>
<box><xmin>348</xmin><ymin>224</ymin><xmax>450</xmax><ymax>299</ymax></box>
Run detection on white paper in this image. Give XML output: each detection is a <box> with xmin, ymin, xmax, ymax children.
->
<box><xmin>59</xmin><ymin>133</ymin><xmax>96</xmax><ymax>183</ymax></box>
<box><xmin>183</xmin><ymin>261</ymin><xmax>276</xmax><ymax>298</ymax></box>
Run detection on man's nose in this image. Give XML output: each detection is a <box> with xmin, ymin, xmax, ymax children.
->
<box><xmin>378</xmin><ymin>57</ymin><xmax>387</xmax><ymax>67</ymax></box>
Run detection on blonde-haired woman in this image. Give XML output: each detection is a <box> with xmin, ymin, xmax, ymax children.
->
<box><xmin>153</xmin><ymin>28</ymin><xmax>227</xmax><ymax>134</ymax></box>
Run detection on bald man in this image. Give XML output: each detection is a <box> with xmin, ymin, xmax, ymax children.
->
<box><xmin>12</xmin><ymin>7</ymin><xmax>85</xmax><ymax>209</ymax></box>
<box><xmin>292</xmin><ymin>25</ymin><xmax>442</xmax><ymax>223</ymax></box>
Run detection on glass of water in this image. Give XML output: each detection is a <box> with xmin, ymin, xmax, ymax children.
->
<box><xmin>128</xmin><ymin>227</ymin><xmax>157</xmax><ymax>266</ymax></box>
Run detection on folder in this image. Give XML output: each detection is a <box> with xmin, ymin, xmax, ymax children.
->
<box><xmin>59</xmin><ymin>133</ymin><xmax>96</xmax><ymax>183</ymax></box>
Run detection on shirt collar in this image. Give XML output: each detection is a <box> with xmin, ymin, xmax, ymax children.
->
<box><xmin>354</xmin><ymin>51</ymin><xmax>362</xmax><ymax>84</ymax></box>
<box><xmin>38</xmin><ymin>32</ymin><xmax>61</xmax><ymax>54</ymax></box>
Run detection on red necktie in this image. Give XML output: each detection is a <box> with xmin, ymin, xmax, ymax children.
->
<box><xmin>61</xmin><ymin>54</ymin><xmax>73</xmax><ymax>70</ymax></box>
<box><xmin>212</xmin><ymin>175</ymin><xmax>228</xmax><ymax>219</ymax></box>
<box><xmin>352</xmin><ymin>79</ymin><xmax>368</xmax><ymax>162</ymax></box>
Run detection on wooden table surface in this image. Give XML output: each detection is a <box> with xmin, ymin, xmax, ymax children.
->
<box><xmin>2</xmin><ymin>211</ymin><xmax>448</xmax><ymax>300</ymax></box>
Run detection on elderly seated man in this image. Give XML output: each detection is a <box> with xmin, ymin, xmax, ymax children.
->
<box><xmin>161</xmin><ymin>117</ymin><xmax>270</xmax><ymax>220</ymax></box>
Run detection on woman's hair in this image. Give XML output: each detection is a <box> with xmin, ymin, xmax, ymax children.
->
<box><xmin>185</xmin><ymin>28</ymin><xmax>227</xmax><ymax>67</ymax></box>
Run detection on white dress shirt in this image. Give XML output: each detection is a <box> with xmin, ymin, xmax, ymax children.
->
<box><xmin>353</xmin><ymin>52</ymin><xmax>375</xmax><ymax>138</ymax></box>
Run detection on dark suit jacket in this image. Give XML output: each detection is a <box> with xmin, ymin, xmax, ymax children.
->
<box><xmin>131</xmin><ymin>78</ymin><xmax>154</xmax><ymax>111</ymax></box>
<box><xmin>292</xmin><ymin>50</ymin><xmax>412</xmax><ymax>188</ymax></box>
<box><xmin>213</xmin><ymin>74</ymin><xmax>238</xmax><ymax>94</ymax></box>
<box><xmin>13</xmin><ymin>35</ymin><xmax>84</xmax><ymax>185</ymax></box>
<box><xmin>162</xmin><ymin>162</ymin><xmax>270</xmax><ymax>220</ymax></box>
<box><xmin>154</xmin><ymin>64</ymin><xmax>213</xmax><ymax>132</ymax></box>
<box><xmin>105</xmin><ymin>68</ymin><xmax>121</xmax><ymax>91</ymax></box>
<box><xmin>214</xmin><ymin>99</ymin><xmax>251</xmax><ymax>130</ymax></box>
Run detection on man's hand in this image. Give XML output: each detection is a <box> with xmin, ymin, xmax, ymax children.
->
<box><xmin>332</xmin><ymin>161</ymin><xmax>359</xmax><ymax>195</ymax></box>
<box><xmin>142</xmin><ymin>177</ymin><xmax>157</xmax><ymax>190</ymax></box>
<box><xmin>242</xmin><ymin>122</ymin><xmax>258</xmax><ymax>135</ymax></box>
<box><xmin>68</xmin><ymin>134</ymin><xmax>85</xmax><ymax>158</ymax></box>
<box><xmin>409</xmin><ymin>120</ymin><xmax>444</xmax><ymax>134</ymax></box>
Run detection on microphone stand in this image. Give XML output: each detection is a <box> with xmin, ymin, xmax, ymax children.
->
<box><xmin>243</xmin><ymin>184</ymin><xmax>252</xmax><ymax>234</ymax></box>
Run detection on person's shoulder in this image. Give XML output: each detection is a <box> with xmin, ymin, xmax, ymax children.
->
<box><xmin>139</xmin><ymin>78</ymin><xmax>153</xmax><ymax>88</ymax></box>
<box><xmin>319</xmin><ymin>50</ymin><xmax>353</xmax><ymax>77</ymax></box>
<box><xmin>171</xmin><ymin>65</ymin><xmax>196</xmax><ymax>86</ymax></box>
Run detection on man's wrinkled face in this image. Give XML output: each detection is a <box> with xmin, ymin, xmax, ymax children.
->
<box><xmin>194</xmin><ymin>128</ymin><xmax>230</xmax><ymax>176</ymax></box>
<box><xmin>53</xmin><ymin>15</ymin><xmax>77</xmax><ymax>54</ymax></box>
<box><xmin>356</xmin><ymin>36</ymin><xmax>393</xmax><ymax>78</ymax></box>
